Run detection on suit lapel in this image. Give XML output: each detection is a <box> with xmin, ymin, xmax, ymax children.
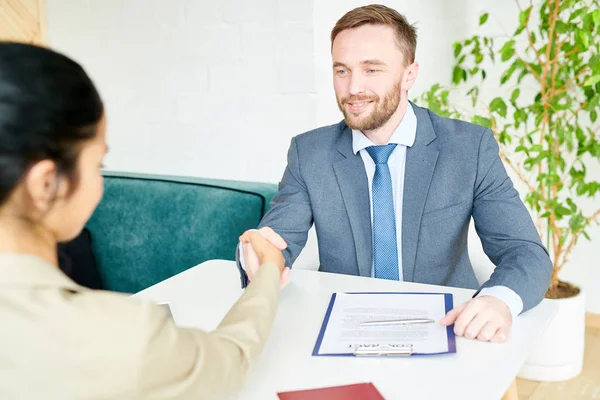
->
<box><xmin>402</xmin><ymin>103</ymin><xmax>439</xmax><ymax>282</ymax></box>
<box><xmin>332</xmin><ymin>124</ymin><xmax>372</xmax><ymax>277</ymax></box>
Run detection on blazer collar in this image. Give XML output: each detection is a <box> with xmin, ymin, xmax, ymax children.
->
<box><xmin>0</xmin><ymin>253</ymin><xmax>81</xmax><ymax>291</ymax></box>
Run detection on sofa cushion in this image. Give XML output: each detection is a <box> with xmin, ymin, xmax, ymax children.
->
<box><xmin>86</xmin><ymin>172</ymin><xmax>277</xmax><ymax>293</ymax></box>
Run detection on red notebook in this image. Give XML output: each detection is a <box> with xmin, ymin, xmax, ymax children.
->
<box><xmin>277</xmin><ymin>382</ymin><xmax>385</xmax><ymax>400</ymax></box>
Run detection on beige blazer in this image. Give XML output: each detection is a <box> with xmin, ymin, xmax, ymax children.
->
<box><xmin>0</xmin><ymin>253</ymin><xmax>281</xmax><ymax>399</ymax></box>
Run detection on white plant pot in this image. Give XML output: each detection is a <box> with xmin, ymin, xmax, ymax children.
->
<box><xmin>518</xmin><ymin>288</ymin><xmax>585</xmax><ymax>381</ymax></box>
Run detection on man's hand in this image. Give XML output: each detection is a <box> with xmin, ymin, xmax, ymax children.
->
<box><xmin>440</xmin><ymin>296</ymin><xmax>512</xmax><ymax>342</ymax></box>
<box><xmin>241</xmin><ymin>227</ymin><xmax>290</xmax><ymax>288</ymax></box>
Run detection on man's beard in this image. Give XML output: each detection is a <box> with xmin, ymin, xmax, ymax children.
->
<box><xmin>337</xmin><ymin>80</ymin><xmax>402</xmax><ymax>131</ymax></box>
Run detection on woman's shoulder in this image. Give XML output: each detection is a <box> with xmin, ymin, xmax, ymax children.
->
<box><xmin>66</xmin><ymin>289</ymin><xmax>169</xmax><ymax>337</ymax></box>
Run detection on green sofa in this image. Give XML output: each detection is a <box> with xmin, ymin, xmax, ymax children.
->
<box><xmin>85</xmin><ymin>172</ymin><xmax>277</xmax><ymax>294</ymax></box>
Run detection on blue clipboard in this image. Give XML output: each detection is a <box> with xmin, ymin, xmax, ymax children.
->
<box><xmin>312</xmin><ymin>292</ymin><xmax>457</xmax><ymax>357</ymax></box>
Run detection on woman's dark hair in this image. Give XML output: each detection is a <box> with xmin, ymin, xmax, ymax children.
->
<box><xmin>0</xmin><ymin>42</ymin><xmax>103</xmax><ymax>206</ymax></box>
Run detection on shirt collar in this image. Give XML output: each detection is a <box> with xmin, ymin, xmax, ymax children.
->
<box><xmin>352</xmin><ymin>102</ymin><xmax>417</xmax><ymax>155</ymax></box>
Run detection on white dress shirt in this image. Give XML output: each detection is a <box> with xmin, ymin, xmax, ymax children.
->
<box><xmin>242</xmin><ymin>103</ymin><xmax>524</xmax><ymax>319</ymax></box>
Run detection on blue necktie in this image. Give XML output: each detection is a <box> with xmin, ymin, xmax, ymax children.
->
<box><xmin>366</xmin><ymin>144</ymin><xmax>399</xmax><ymax>280</ymax></box>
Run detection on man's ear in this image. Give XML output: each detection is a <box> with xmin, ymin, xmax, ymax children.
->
<box><xmin>403</xmin><ymin>62</ymin><xmax>420</xmax><ymax>92</ymax></box>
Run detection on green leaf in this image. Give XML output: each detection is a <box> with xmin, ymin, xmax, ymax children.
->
<box><xmin>499</xmin><ymin>40</ymin><xmax>515</xmax><ymax>63</ymax></box>
<box><xmin>499</xmin><ymin>40</ymin><xmax>515</xmax><ymax>54</ymax></box>
<box><xmin>500</xmin><ymin>62</ymin><xmax>518</xmax><ymax>84</ymax></box>
<box><xmin>569</xmin><ymin>213</ymin><xmax>586</xmax><ymax>231</ymax></box>
<box><xmin>530</xmin><ymin>32</ymin><xmax>537</xmax><ymax>44</ymax></box>
<box><xmin>591</xmin><ymin>55</ymin><xmax>600</xmax><ymax>74</ymax></box>
<box><xmin>514</xmin><ymin>25</ymin><xmax>526</xmax><ymax>36</ymax></box>
<box><xmin>561</xmin><ymin>42</ymin><xmax>574</xmax><ymax>53</ymax></box>
<box><xmin>511</xmin><ymin>88</ymin><xmax>521</xmax><ymax>103</ymax></box>
<box><xmin>591</xmin><ymin>109</ymin><xmax>598</xmax><ymax>123</ymax></box>
<box><xmin>560</xmin><ymin>0</ymin><xmax>578</xmax><ymax>12</ymax></box>
<box><xmin>569</xmin><ymin>7</ymin><xmax>586</xmax><ymax>22</ymax></box>
<box><xmin>453</xmin><ymin>42</ymin><xmax>463</xmax><ymax>58</ymax></box>
<box><xmin>501</xmin><ymin>48</ymin><xmax>515</xmax><ymax>62</ymax></box>
<box><xmin>480</xmin><ymin>13</ymin><xmax>489</xmax><ymax>26</ymax></box>
<box><xmin>557</xmin><ymin>205</ymin><xmax>572</xmax><ymax>217</ymax></box>
<box><xmin>564</xmin><ymin>128</ymin><xmax>574</xmax><ymax>151</ymax></box>
<box><xmin>584</xmin><ymin>13</ymin><xmax>595</xmax><ymax>30</ymax></box>
<box><xmin>593</xmin><ymin>9</ymin><xmax>600</xmax><ymax>26</ymax></box>
<box><xmin>575</xmin><ymin>127</ymin><xmax>585</xmax><ymax>143</ymax></box>
<box><xmin>577</xmin><ymin>29</ymin><xmax>591</xmax><ymax>49</ymax></box>
<box><xmin>584</xmin><ymin>87</ymin><xmax>595</xmax><ymax>101</ymax></box>
<box><xmin>566</xmin><ymin>198</ymin><xmax>577</xmax><ymax>212</ymax></box>
<box><xmin>473</xmin><ymin>115</ymin><xmax>492</xmax><ymax>128</ymax></box>
<box><xmin>467</xmin><ymin>86</ymin><xmax>480</xmax><ymax>107</ymax></box>
<box><xmin>555</xmin><ymin>21</ymin><xmax>568</xmax><ymax>34</ymax></box>
<box><xmin>584</xmin><ymin>75</ymin><xmax>600</xmax><ymax>87</ymax></box>
<box><xmin>515</xmin><ymin>145</ymin><xmax>527</xmax><ymax>153</ymax></box>
<box><xmin>490</xmin><ymin>97</ymin><xmax>507</xmax><ymax>118</ymax></box>
<box><xmin>586</xmin><ymin>95</ymin><xmax>600</xmax><ymax>111</ymax></box>
<box><xmin>452</xmin><ymin>66</ymin><xmax>463</xmax><ymax>84</ymax></box>
<box><xmin>514</xmin><ymin>109</ymin><xmax>528</xmax><ymax>128</ymax></box>
<box><xmin>519</xmin><ymin>7</ymin><xmax>532</xmax><ymax>27</ymax></box>
<box><xmin>523</xmin><ymin>157</ymin><xmax>539</xmax><ymax>170</ymax></box>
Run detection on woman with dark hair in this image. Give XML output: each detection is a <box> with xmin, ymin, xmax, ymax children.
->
<box><xmin>0</xmin><ymin>42</ymin><xmax>286</xmax><ymax>399</ymax></box>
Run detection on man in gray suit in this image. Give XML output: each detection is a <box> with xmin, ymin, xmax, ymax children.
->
<box><xmin>239</xmin><ymin>4</ymin><xmax>552</xmax><ymax>343</ymax></box>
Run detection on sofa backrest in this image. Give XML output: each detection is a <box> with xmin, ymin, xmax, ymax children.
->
<box><xmin>86</xmin><ymin>172</ymin><xmax>277</xmax><ymax>293</ymax></box>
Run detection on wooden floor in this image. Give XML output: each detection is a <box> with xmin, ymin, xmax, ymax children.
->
<box><xmin>517</xmin><ymin>313</ymin><xmax>600</xmax><ymax>400</ymax></box>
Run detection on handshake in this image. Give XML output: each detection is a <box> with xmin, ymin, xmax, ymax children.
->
<box><xmin>239</xmin><ymin>227</ymin><xmax>291</xmax><ymax>289</ymax></box>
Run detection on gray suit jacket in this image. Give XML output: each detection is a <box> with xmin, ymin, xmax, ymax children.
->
<box><xmin>259</xmin><ymin>103</ymin><xmax>552</xmax><ymax>312</ymax></box>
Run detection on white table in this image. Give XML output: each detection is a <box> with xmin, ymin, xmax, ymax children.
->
<box><xmin>136</xmin><ymin>260</ymin><xmax>557</xmax><ymax>400</ymax></box>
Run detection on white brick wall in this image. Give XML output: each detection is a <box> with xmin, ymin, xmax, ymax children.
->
<box><xmin>47</xmin><ymin>0</ymin><xmax>316</xmax><ymax>183</ymax></box>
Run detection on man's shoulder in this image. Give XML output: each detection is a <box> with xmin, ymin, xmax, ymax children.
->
<box><xmin>415</xmin><ymin>103</ymin><xmax>490</xmax><ymax>141</ymax></box>
<box><xmin>293</xmin><ymin>121</ymin><xmax>347</xmax><ymax>146</ymax></box>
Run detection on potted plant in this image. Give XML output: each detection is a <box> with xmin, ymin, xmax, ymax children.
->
<box><xmin>416</xmin><ymin>0</ymin><xmax>599</xmax><ymax>381</ymax></box>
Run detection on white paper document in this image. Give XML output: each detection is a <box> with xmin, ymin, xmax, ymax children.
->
<box><xmin>313</xmin><ymin>292</ymin><xmax>456</xmax><ymax>356</ymax></box>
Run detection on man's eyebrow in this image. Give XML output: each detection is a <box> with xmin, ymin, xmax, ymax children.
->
<box><xmin>360</xmin><ymin>59</ymin><xmax>386</xmax><ymax>66</ymax></box>
<box><xmin>333</xmin><ymin>59</ymin><xmax>387</xmax><ymax>68</ymax></box>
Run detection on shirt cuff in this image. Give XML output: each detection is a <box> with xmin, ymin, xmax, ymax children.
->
<box><xmin>238</xmin><ymin>228</ymin><xmax>261</xmax><ymax>272</ymax></box>
<box><xmin>238</xmin><ymin>242</ymin><xmax>247</xmax><ymax>272</ymax></box>
<box><xmin>477</xmin><ymin>286</ymin><xmax>524</xmax><ymax>321</ymax></box>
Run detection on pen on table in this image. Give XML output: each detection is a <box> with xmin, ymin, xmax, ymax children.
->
<box><xmin>358</xmin><ymin>318</ymin><xmax>436</xmax><ymax>326</ymax></box>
